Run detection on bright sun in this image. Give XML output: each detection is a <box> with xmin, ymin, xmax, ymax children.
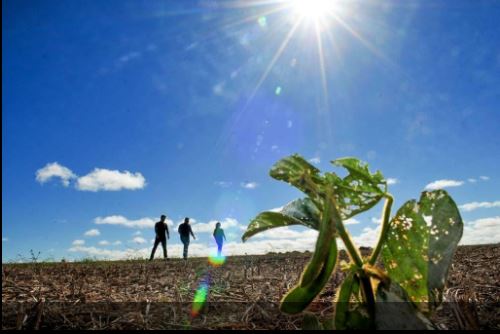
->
<box><xmin>292</xmin><ymin>0</ymin><xmax>337</xmax><ymax>20</ymax></box>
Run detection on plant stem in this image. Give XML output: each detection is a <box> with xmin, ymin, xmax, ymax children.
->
<box><xmin>337</xmin><ymin>221</ymin><xmax>364</xmax><ymax>268</ymax></box>
<box><xmin>359</xmin><ymin>273</ymin><xmax>375</xmax><ymax>317</ymax></box>
<box><xmin>368</xmin><ymin>194</ymin><xmax>393</xmax><ymax>266</ymax></box>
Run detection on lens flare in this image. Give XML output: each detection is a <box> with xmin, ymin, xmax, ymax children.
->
<box><xmin>191</xmin><ymin>249</ymin><xmax>227</xmax><ymax>317</ymax></box>
<box><xmin>292</xmin><ymin>0</ymin><xmax>338</xmax><ymax>20</ymax></box>
<box><xmin>208</xmin><ymin>254</ymin><xmax>227</xmax><ymax>267</ymax></box>
<box><xmin>191</xmin><ymin>280</ymin><xmax>209</xmax><ymax>317</ymax></box>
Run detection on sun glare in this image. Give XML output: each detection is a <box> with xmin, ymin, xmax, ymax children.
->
<box><xmin>292</xmin><ymin>0</ymin><xmax>337</xmax><ymax>20</ymax></box>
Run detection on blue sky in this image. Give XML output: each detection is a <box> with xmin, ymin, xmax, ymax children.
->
<box><xmin>2</xmin><ymin>0</ymin><xmax>499</xmax><ymax>262</ymax></box>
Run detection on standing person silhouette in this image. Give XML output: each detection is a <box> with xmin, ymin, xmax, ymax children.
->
<box><xmin>213</xmin><ymin>222</ymin><xmax>226</xmax><ymax>257</ymax></box>
<box><xmin>149</xmin><ymin>214</ymin><xmax>170</xmax><ymax>261</ymax></box>
<box><xmin>178</xmin><ymin>217</ymin><xmax>196</xmax><ymax>260</ymax></box>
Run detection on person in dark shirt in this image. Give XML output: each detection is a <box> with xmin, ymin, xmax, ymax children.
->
<box><xmin>178</xmin><ymin>217</ymin><xmax>196</xmax><ymax>259</ymax></box>
<box><xmin>213</xmin><ymin>222</ymin><xmax>226</xmax><ymax>257</ymax></box>
<box><xmin>149</xmin><ymin>214</ymin><xmax>170</xmax><ymax>261</ymax></box>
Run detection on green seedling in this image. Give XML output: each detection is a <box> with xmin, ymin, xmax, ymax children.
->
<box><xmin>242</xmin><ymin>154</ymin><xmax>463</xmax><ymax>329</ymax></box>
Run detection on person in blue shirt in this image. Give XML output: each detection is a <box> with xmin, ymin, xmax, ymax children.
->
<box><xmin>178</xmin><ymin>217</ymin><xmax>196</xmax><ymax>259</ymax></box>
<box><xmin>213</xmin><ymin>222</ymin><xmax>227</xmax><ymax>257</ymax></box>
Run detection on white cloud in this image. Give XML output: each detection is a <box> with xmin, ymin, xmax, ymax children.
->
<box><xmin>36</xmin><ymin>163</ymin><xmax>146</xmax><ymax>192</ymax></box>
<box><xmin>69</xmin><ymin>246</ymin><xmax>140</xmax><ymax>260</ymax></box>
<box><xmin>132</xmin><ymin>236</ymin><xmax>147</xmax><ymax>244</ymax></box>
<box><xmin>308</xmin><ymin>157</ymin><xmax>321</xmax><ymax>164</ymax></box>
<box><xmin>468</xmin><ymin>178</ymin><xmax>477</xmax><ymax>183</ymax></box>
<box><xmin>76</xmin><ymin>169</ymin><xmax>146</xmax><ymax>192</ymax></box>
<box><xmin>424</xmin><ymin>179</ymin><xmax>464</xmax><ymax>191</ymax></box>
<box><xmin>213</xmin><ymin>82</ymin><xmax>225</xmax><ymax>95</ymax></box>
<box><xmin>84</xmin><ymin>229</ymin><xmax>100</xmax><ymax>237</ymax></box>
<box><xmin>68</xmin><ymin>243</ymin><xmax>209</xmax><ymax>260</ymax></box>
<box><xmin>480</xmin><ymin>176</ymin><xmax>490</xmax><ymax>181</ymax></box>
<box><xmin>112</xmin><ymin>241</ymin><xmax>122</xmax><ymax>246</ymax></box>
<box><xmin>94</xmin><ymin>215</ymin><xmax>171</xmax><ymax>229</ymax></box>
<box><xmin>191</xmin><ymin>218</ymin><xmax>240</xmax><ymax>234</ymax></box>
<box><xmin>356</xmin><ymin>216</ymin><xmax>500</xmax><ymax>247</ymax></box>
<box><xmin>371</xmin><ymin>217</ymin><xmax>382</xmax><ymax>224</ymax></box>
<box><xmin>270</xmin><ymin>206</ymin><xmax>284</xmax><ymax>212</ymax></box>
<box><xmin>459</xmin><ymin>201</ymin><xmax>500</xmax><ymax>212</ymax></box>
<box><xmin>461</xmin><ymin>216</ymin><xmax>500</xmax><ymax>245</ymax></box>
<box><xmin>366</xmin><ymin>150</ymin><xmax>377</xmax><ymax>160</ymax></box>
<box><xmin>72</xmin><ymin>239</ymin><xmax>85</xmax><ymax>246</ymax></box>
<box><xmin>98</xmin><ymin>240</ymin><xmax>110</xmax><ymax>246</ymax></box>
<box><xmin>133</xmin><ymin>231</ymin><xmax>142</xmax><ymax>236</ymax></box>
<box><xmin>118</xmin><ymin>51</ymin><xmax>141</xmax><ymax>64</ymax></box>
<box><xmin>252</xmin><ymin>227</ymin><xmax>318</xmax><ymax>240</ymax></box>
<box><xmin>214</xmin><ymin>181</ymin><xmax>232</xmax><ymax>188</ymax></box>
<box><xmin>36</xmin><ymin>162</ymin><xmax>76</xmax><ymax>187</ymax></box>
<box><xmin>387</xmin><ymin>178</ymin><xmax>399</xmax><ymax>185</ymax></box>
<box><xmin>65</xmin><ymin>215</ymin><xmax>500</xmax><ymax>261</ymax></box>
<box><xmin>241</xmin><ymin>182</ymin><xmax>258</xmax><ymax>189</ymax></box>
<box><xmin>344</xmin><ymin>218</ymin><xmax>361</xmax><ymax>225</ymax></box>
<box><xmin>353</xmin><ymin>226</ymin><xmax>382</xmax><ymax>248</ymax></box>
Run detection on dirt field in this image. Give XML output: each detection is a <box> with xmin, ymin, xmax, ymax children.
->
<box><xmin>2</xmin><ymin>244</ymin><xmax>499</xmax><ymax>330</ymax></box>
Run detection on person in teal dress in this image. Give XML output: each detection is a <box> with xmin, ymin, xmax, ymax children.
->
<box><xmin>213</xmin><ymin>222</ymin><xmax>226</xmax><ymax>257</ymax></box>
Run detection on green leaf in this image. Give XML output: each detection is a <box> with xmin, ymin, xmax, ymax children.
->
<box><xmin>241</xmin><ymin>198</ymin><xmax>320</xmax><ymax>242</ymax></box>
<box><xmin>302</xmin><ymin>314</ymin><xmax>323</xmax><ymax>330</ymax></box>
<box><xmin>327</xmin><ymin>157</ymin><xmax>387</xmax><ymax>219</ymax></box>
<box><xmin>301</xmin><ymin>195</ymin><xmax>336</xmax><ymax>286</ymax></box>
<box><xmin>381</xmin><ymin>190</ymin><xmax>463</xmax><ymax>313</ymax></box>
<box><xmin>280</xmin><ymin>239</ymin><xmax>337</xmax><ymax>315</ymax></box>
<box><xmin>374</xmin><ymin>281</ymin><xmax>436</xmax><ymax>330</ymax></box>
<box><xmin>334</xmin><ymin>272</ymin><xmax>372</xmax><ymax>329</ymax></box>
<box><xmin>270</xmin><ymin>154</ymin><xmax>326</xmax><ymax>203</ymax></box>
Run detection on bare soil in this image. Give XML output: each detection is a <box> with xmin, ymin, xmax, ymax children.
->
<box><xmin>2</xmin><ymin>244</ymin><xmax>499</xmax><ymax>330</ymax></box>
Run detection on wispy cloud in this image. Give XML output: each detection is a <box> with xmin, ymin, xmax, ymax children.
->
<box><xmin>459</xmin><ymin>201</ymin><xmax>500</xmax><ymax>212</ymax></box>
<box><xmin>356</xmin><ymin>216</ymin><xmax>500</xmax><ymax>247</ymax></box>
<box><xmin>132</xmin><ymin>236</ymin><xmax>147</xmax><ymax>244</ymax></box>
<box><xmin>72</xmin><ymin>239</ymin><xmax>85</xmax><ymax>246</ymax></box>
<box><xmin>98</xmin><ymin>240</ymin><xmax>110</xmax><ymax>246</ymax></box>
<box><xmin>386</xmin><ymin>178</ymin><xmax>399</xmax><ymax>185</ymax></box>
<box><xmin>68</xmin><ymin>246</ymin><xmax>140</xmax><ymax>260</ymax></box>
<box><xmin>461</xmin><ymin>216</ymin><xmax>500</xmax><ymax>245</ymax></box>
<box><xmin>2</xmin><ymin>237</ymin><xmax>9</xmax><ymax>242</ymax></box>
<box><xmin>188</xmin><ymin>218</ymin><xmax>240</xmax><ymax>234</ymax></box>
<box><xmin>480</xmin><ymin>176</ymin><xmax>490</xmax><ymax>181</ymax></box>
<box><xmin>353</xmin><ymin>226</ymin><xmax>381</xmax><ymax>248</ymax></box>
<box><xmin>241</xmin><ymin>181</ymin><xmax>259</xmax><ymax>189</ymax></box>
<box><xmin>344</xmin><ymin>218</ymin><xmax>361</xmax><ymax>225</ymax></box>
<box><xmin>76</xmin><ymin>169</ymin><xmax>146</xmax><ymax>192</ymax></box>
<box><xmin>252</xmin><ymin>227</ymin><xmax>318</xmax><ymax>240</ymax></box>
<box><xmin>84</xmin><ymin>229</ymin><xmax>100</xmax><ymax>237</ymax></box>
<box><xmin>214</xmin><ymin>181</ymin><xmax>232</xmax><ymax>188</ymax></box>
<box><xmin>94</xmin><ymin>215</ymin><xmax>164</xmax><ymax>229</ymax></box>
<box><xmin>424</xmin><ymin>179</ymin><xmax>464</xmax><ymax>191</ymax></box>
<box><xmin>118</xmin><ymin>51</ymin><xmax>141</xmax><ymax>64</ymax></box>
<box><xmin>36</xmin><ymin>162</ymin><xmax>76</xmax><ymax>187</ymax></box>
<box><xmin>308</xmin><ymin>157</ymin><xmax>321</xmax><ymax>164</ymax></box>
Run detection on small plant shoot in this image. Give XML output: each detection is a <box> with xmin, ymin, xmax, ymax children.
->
<box><xmin>242</xmin><ymin>154</ymin><xmax>464</xmax><ymax>329</ymax></box>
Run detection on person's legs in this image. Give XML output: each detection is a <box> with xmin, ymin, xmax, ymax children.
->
<box><xmin>150</xmin><ymin>238</ymin><xmax>160</xmax><ymax>261</ymax></box>
<box><xmin>161</xmin><ymin>239</ymin><xmax>167</xmax><ymax>259</ymax></box>
<box><xmin>217</xmin><ymin>241</ymin><xmax>222</xmax><ymax>257</ymax></box>
<box><xmin>181</xmin><ymin>236</ymin><xmax>189</xmax><ymax>259</ymax></box>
